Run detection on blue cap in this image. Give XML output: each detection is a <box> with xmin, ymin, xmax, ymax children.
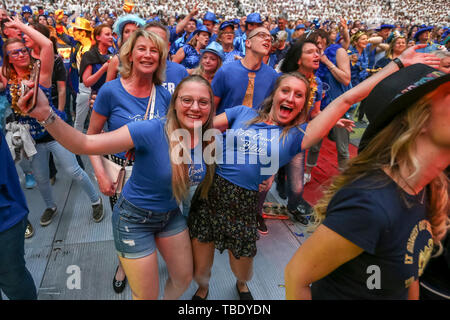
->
<box><xmin>201</xmin><ymin>41</ymin><xmax>224</xmax><ymax>60</ymax></box>
<box><xmin>233</xmin><ymin>19</ymin><xmax>240</xmax><ymax>25</ymax></box>
<box><xmin>246</xmin><ymin>13</ymin><xmax>262</xmax><ymax>24</ymax></box>
<box><xmin>414</xmin><ymin>26</ymin><xmax>434</xmax><ymax>41</ymax></box>
<box><xmin>219</xmin><ymin>20</ymin><xmax>234</xmax><ymax>30</ymax></box>
<box><xmin>22</xmin><ymin>5</ymin><xmax>32</xmax><ymax>14</ymax></box>
<box><xmin>295</xmin><ymin>24</ymin><xmax>306</xmax><ymax>30</ymax></box>
<box><xmin>192</xmin><ymin>25</ymin><xmax>212</xmax><ymax>37</ymax></box>
<box><xmin>203</xmin><ymin>11</ymin><xmax>217</xmax><ymax>23</ymax></box>
<box><xmin>376</xmin><ymin>24</ymin><xmax>395</xmax><ymax>31</ymax></box>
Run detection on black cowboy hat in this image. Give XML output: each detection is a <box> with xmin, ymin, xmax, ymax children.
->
<box><xmin>358</xmin><ymin>64</ymin><xmax>450</xmax><ymax>153</ymax></box>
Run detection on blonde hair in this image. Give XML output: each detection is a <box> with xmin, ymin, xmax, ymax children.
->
<box><xmin>191</xmin><ymin>52</ymin><xmax>223</xmax><ymax>80</ymax></box>
<box><xmin>119</xmin><ymin>29</ymin><xmax>167</xmax><ymax>85</ymax></box>
<box><xmin>312</xmin><ymin>90</ymin><xmax>449</xmax><ymax>243</ymax></box>
<box><xmin>165</xmin><ymin>75</ymin><xmax>216</xmax><ymax>203</ymax></box>
<box><xmin>246</xmin><ymin>72</ymin><xmax>311</xmax><ymax>141</ymax></box>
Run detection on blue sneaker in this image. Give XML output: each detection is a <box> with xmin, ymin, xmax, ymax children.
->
<box><xmin>25</xmin><ymin>173</ymin><xmax>37</xmax><ymax>189</ymax></box>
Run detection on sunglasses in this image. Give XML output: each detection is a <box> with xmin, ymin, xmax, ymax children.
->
<box><xmin>7</xmin><ymin>47</ymin><xmax>29</xmax><ymax>58</ymax></box>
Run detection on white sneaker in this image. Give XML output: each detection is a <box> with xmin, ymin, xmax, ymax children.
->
<box><xmin>304</xmin><ymin>173</ymin><xmax>311</xmax><ymax>185</ymax></box>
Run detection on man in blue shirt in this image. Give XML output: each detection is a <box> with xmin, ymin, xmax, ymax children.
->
<box><xmin>212</xmin><ymin>27</ymin><xmax>279</xmax><ymax>115</ymax></box>
<box><xmin>202</xmin><ymin>11</ymin><xmax>218</xmax><ymax>44</ymax></box>
<box><xmin>233</xmin><ymin>13</ymin><xmax>263</xmax><ymax>56</ymax></box>
<box><xmin>270</xmin><ymin>14</ymin><xmax>293</xmax><ymax>43</ymax></box>
<box><xmin>0</xmin><ymin>132</ymin><xmax>37</xmax><ymax>300</ymax></box>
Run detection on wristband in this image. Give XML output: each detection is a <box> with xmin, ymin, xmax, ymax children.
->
<box><xmin>38</xmin><ymin>108</ymin><xmax>58</xmax><ymax>127</ymax></box>
<box><xmin>393</xmin><ymin>58</ymin><xmax>404</xmax><ymax>69</ymax></box>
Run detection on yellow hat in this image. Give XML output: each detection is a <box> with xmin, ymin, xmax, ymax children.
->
<box><xmin>72</xmin><ymin>17</ymin><xmax>93</xmax><ymax>32</ymax></box>
<box><xmin>55</xmin><ymin>9</ymin><xmax>64</xmax><ymax>21</ymax></box>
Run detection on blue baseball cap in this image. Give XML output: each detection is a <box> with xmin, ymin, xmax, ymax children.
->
<box><xmin>203</xmin><ymin>11</ymin><xmax>217</xmax><ymax>24</ymax></box>
<box><xmin>219</xmin><ymin>20</ymin><xmax>234</xmax><ymax>30</ymax></box>
<box><xmin>295</xmin><ymin>24</ymin><xmax>306</xmax><ymax>30</ymax></box>
<box><xmin>246</xmin><ymin>13</ymin><xmax>262</xmax><ymax>24</ymax></box>
<box><xmin>201</xmin><ymin>41</ymin><xmax>224</xmax><ymax>60</ymax></box>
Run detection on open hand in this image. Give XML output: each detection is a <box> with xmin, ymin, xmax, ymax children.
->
<box><xmin>336</xmin><ymin>118</ymin><xmax>355</xmax><ymax>132</ymax></box>
<box><xmin>398</xmin><ymin>44</ymin><xmax>441</xmax><ymax>68</ymax></box>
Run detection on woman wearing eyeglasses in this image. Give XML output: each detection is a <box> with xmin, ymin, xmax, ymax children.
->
<box><xmin>216</xmin><ymin>20</ymin><xmax>243</xmax><ymax>65</ymax></box>
<box><xmin>0</xmin><ymin>16</ymin><xmax>102</xmax><ymax>232</ymax></box>
<box><xmin>19</xmin><ymin>74</ymin><xmax>216</xmax><ymax>300</ymax></box>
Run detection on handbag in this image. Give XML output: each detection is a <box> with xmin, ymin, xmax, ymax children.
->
<box><xmin>101</xmin><ymin>84</ymin><xmax>157</xmax><ymax>194</ymax></box>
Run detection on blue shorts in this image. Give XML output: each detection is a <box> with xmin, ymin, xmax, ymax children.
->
<box><xmin>112</xmin><ymin>195</ymin><xmax>187</xmax><ymax>259</ymax></box>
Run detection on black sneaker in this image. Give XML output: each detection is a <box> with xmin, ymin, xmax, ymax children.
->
<box><xmin>92</xmin><ymin>198</ymin><xmax>104</xmax><ymax>223</ymax></box>
<box><xmin>25</xmin><ymin>221</ymin><xmax>34</xmax><ymax>239</ymax></box>
<box><xmin>276</xmin><ymin>184</ymin><xmax>287</xmax><ymax>200</ymax></box>
<box><xmin>256</xmin><ymin>214</ymin><xmax>268</xmax><ymax>235</ymax></box>
<box><xmin>40</xmin><ymin>207</ymin><xmax>57</xmax><ymax>226</ymax></box>
<box><xmin>288</xmin><ymin>209</ymin><xmax>309</xmax><ymax>226</ymax></box>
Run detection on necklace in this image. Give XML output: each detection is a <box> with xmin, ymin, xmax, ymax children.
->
<box><xmin>397</xmin><ymin>174</ymin><xmax>426</xmax><ymax>205</ymax></box>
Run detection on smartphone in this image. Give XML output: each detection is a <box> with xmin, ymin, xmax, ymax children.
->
<box><xmin>21</xmin><ymin>60</ymin><xmax>41</xmax><ymax>114</ymax></box>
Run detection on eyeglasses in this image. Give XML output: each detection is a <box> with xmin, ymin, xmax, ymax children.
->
<box><xmin>249</xmin><ymin>32</ymin><xmax>272</xmax><ymax>41</ymax></box>
<box><xmin>7</xmin><ymin>47</ymin><xmax>29</xmax><ymax>58</ymax></box>
<box><xmin>178</xmin><ymin>96</ymin><xmax>211</xmax><ymax>109</ymax></box>
<box><xmin>222</xmin><ymin>31</ymin><xmax>234</xmax><ymax>36</ymax></box>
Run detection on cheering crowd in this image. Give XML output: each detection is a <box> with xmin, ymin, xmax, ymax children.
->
<box><xmin>0</xmin><ymin>1</ymin><xmax>449</xmax><ymax>301</ymax></box>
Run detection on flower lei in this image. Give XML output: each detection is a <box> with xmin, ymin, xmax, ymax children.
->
<box><xmin>8</xmin><ymin>66</ymin><xmax>32</xmax><ymax>116</ymax></box>
<box><xmin>307</xmin><ymin>75</ymin><xmax>318</xmax><ymax>111</ymax></box>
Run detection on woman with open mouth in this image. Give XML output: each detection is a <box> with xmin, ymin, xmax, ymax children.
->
<box><xmin>172</xmin><ymin>25</ymin><xmax>211</xmax><ymax>69</ymax></box>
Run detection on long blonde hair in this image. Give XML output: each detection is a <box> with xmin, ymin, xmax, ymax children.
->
<box><xmin>165</xmin><ymin>75</ymin><xmax>216</xmax><ymax>203</ymax></box>
<box><xmin>312</xmin><ymin>90</ymin><xmax>449</xmax><ymax>243</ymax></box>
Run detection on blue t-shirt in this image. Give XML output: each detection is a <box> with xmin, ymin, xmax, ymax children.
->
<box><xmin>163</xmin><ymin>61</ymin><xmax>189</xmax><ymax>94</ymax></box>
<box><xmin>216</xmin><ymin>106</ymin><xmax>307</xmax><ymax>191</ymax></box>
<box><xmin>123</xmin><ymin>118</ymin><xmax>206</xmax><ymax>211</ymax></box>
<box><xmin>212</xmin><ymin>60</ymin><xmax>279</xmax><ymax>115</ymax></box>
<box><xmin>311</xmin><ymin>171</ymin><xmax>433</xmax><ymax>300</ymax></box>
<box><xmin>0</xmin><ymin>131</ymin><xmax>28</xmax><ymax>233</ymax></box>
<box><xmin>223</xmin><ymin>49</ymin><xmax>244</xmax><ymax>65</ymax></box>
<box><xmin>93</xmin><ymin>78</ymin><xmax>171</xmax><ymax>158</ymax></box>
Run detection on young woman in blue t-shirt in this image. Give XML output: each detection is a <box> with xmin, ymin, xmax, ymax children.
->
<box><xmin>19</xmin><ymin>75</ymin><xmax>215</xmax><ymax>300</ymax></box>
<box><xmin>188</xmin><ymin>45</ymin><xmax>440</xmax><ymax>301</ymax></box>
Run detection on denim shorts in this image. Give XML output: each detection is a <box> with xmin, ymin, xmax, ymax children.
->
<box><xmin>112</xmin><ymin>195</ymin><xmax>187</xmax><ymax>259</ymax></box>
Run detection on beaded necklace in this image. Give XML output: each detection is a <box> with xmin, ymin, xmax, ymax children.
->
<box><xmin>307</xmin><ymin>75</ymin><xmax>318</xmax><ymax>111</ymax></box>
<box><xmin>8</xmin><ymin>65</ymin><xmax>33</xmax><ymax>116</ymax></box>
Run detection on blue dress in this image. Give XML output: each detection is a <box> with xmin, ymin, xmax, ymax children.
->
<box><xmin>317</xmin><ymin>44</ymin><xmax>352</xmax><ymax>110</ymax></box>
<box><xmin>181</xmin><ymin>45</ymin><xmax>201</xmax><ymax>69</ymax></box>
<box><xmin>348</xmin><ymin>43</ymin><xmax>374</xmax><ymax>87</ymax></box>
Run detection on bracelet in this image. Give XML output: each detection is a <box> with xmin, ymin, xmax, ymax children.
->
<box><xmin>38</xmin><ymin>108</ymin><xmax>58</xmax><ymax>127</ymax></box>
<box><xmin>392</xmin><ymin>57</ymin><xmax>404</xmax><ymax>69</ymax></box>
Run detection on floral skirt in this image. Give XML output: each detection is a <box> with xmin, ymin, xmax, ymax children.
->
<box><xmin>188</xmin><ymin>173</ymin><xmax>259</xmax><ymax>259</ymax></box>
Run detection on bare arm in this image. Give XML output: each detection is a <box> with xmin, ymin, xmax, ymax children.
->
<box><xmin>105</xmin><ymin>55</ymin><xmax>119</xmax><ymax>82</ymax></box>
<box><xmin>212</xmin><ymin>112</ymin><xmax>229</xmax><ymax>132</ymax></box>
<box><xmin>172</xmin><ymin>47</ymin><xmax>186</xmax><ymax>64</ymax></box>
<box><xmin>56</xmin><ymin>81</ymin><xmax>66</xmax><ymax>111</ymax></box>
<box><xmin>285</xmin><ymin>224</ymin><xmax>364</xmax><ymax>299</ymax></box>
<box><xmin>82</xmin><ymin>61</ymin><xmax>110</xmax><ymax>88</ymax></box>
<box><xmin>321</xmin><ymin>47</ymin><xmax>351</xmax><ymax>86</ymax></box>
<box><xmin>19</xmin><ymin>87</ymin><xmax>134</xmax><ymax>155</ymax></box>
<box><xmin>175</xmin><ymin>4</ymin><xmax>199</xmax><ymax>35</ymax></box>
<box><xmin>7</xmin><ymin>16</ymin><xmax>54</xmax><ymax>87</ymax></box>
<box><xmin>301</xmin><ymin>44</ymin><xmax>440</xmax><ymax>150</ymax></box>
<box><xmin>87</xmin><ymin>110</ymin><xmax>116</xmax><ymax>196</ymax></box>
<box><xmin>339</xmin><ymin>18</ymin><xmax>350</xmax><ymax>50</ymax></box>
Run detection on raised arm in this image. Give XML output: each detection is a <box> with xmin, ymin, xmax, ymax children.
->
<box><xmin>321</xmin><ymin>47</ymin><xmax>351</xmax><ymax>86</ymax></box>
<box><xmin>19</xmin><ymin>86</ymin><xmax>134</xmax><ymax>156</ymax></box>
<box><xmin>301</xmin><ymin>44</ymin><xmax>441</xmax><ymax>150</ymax></box>
<box><xmin>175</xmin><ymin>4</ymin><xmax>199</xmax><ymax>35</ymax></box>
<box><xmin>6</xmin><ymin>16</ymin><xmax>54</xmax><ymax>87</ymax></box>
